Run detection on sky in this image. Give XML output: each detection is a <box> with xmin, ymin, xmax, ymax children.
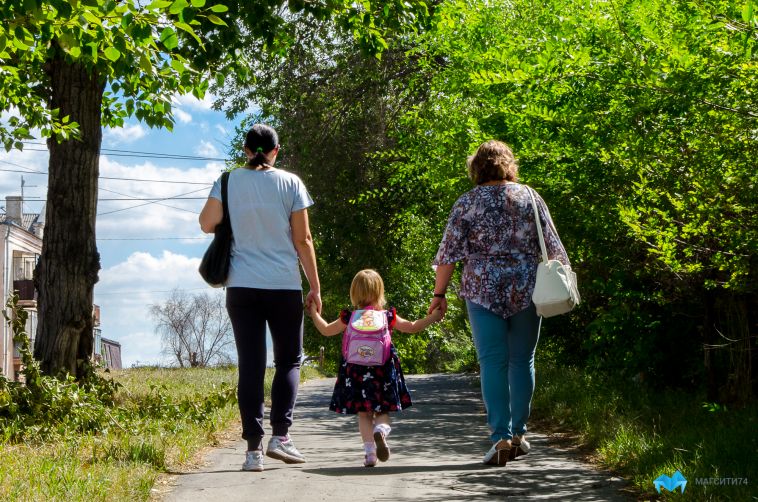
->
<box><xmin>0</xmin><ymin>94</ymin><xmax>274</xmax><ymax>368</ymax></box>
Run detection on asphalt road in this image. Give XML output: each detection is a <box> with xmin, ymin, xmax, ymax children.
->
<box><xmin>160</xmin><ymin>373</ymin><xmax>630</xmax><ymax>501</ymax></box>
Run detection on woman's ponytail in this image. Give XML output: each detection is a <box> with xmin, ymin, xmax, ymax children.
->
<box><xmin>244</xmin><ymin>124</ymin><xmax>278</xmax><ymax>169</ymax></box>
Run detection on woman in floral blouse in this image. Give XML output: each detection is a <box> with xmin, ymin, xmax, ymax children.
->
<box><xmin>428</xmin><ymin>140</ymin><xmax>570</xmax><ymax>467</ymax></box>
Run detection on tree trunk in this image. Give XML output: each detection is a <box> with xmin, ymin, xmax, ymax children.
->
<box><xmin>34</xmin><ymin>49</ymin><xmax>103</xmax><ymax>379</ymax></box>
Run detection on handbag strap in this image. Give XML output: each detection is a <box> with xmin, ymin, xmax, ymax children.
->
<box><xmin>527</xmin><ymin>186</ymin><xmax>549</xmax><ymax>264</ymax></box>
<box><xmin>221</xmin><ymin>171</ymin><xmax>231</xmax><ymax>226</ymax></box>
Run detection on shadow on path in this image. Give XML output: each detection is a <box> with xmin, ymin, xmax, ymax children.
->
<box><xmin>161</xmin><ymin>373</ymin><xmax>630</xmax><ymax>502</ymax></box>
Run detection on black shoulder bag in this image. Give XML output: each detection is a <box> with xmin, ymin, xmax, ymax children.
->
<box><xmin>199</xmin><ymin>171</ymin><xmax>232</xmax><ymax>287</ymax></box>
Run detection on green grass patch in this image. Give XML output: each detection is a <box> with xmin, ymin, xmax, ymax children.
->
<box><xmin>0</xmin><ymin>365</ymin><xmax>323</xmax><ymax>501</ymax></box>
<box><xmin>532</xmin><ymin>363</ymin><xmax>757</xmax><ymax>500</ymax></box>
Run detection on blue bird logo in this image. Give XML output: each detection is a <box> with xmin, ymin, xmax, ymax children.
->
<box><xmin>654</xmin><ymin>470</ymin><xmax>687</xmax><ymax>494</ymax></box>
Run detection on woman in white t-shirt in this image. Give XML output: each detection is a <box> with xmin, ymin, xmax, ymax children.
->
<box><xmin>199</xmin><ymin>124</ymin><xmax>321</xmax><ymax>472</ymax></box>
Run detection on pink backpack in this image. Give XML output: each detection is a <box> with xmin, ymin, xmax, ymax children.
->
<box><xmin>342</xmin><ymin>309</ymin><xmax>392</xmax><ymax>366</ymax></box>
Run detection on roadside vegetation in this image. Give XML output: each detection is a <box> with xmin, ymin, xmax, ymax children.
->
<box><xmin>532</xmin><ymin>362</ymin><xmax>756</xmax><ymax>500</ymax></box>
<box><xmin>0</xmin><ymin>296</ymin><xmax>322</xmax><ymax>501</ymax></box>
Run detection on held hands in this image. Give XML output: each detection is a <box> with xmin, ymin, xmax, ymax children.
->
<box><xmin>428</xmin><ymin>306</ymin><xmax>444</xmax><ymax>324</ymax></box>
<box><xmin>305</xmin><ymin>290</ymin><xmax>322</xmax><ymax>315</ymax></box>
<box><xmin>427</xmin><ymin>296</ymin><xmax>447</xmax><ymax>318</ymax></box>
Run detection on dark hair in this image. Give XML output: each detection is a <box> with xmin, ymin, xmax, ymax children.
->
<box><xmin>468</xmin><ymin>140</ymin><xmax>519</xmax><ymax>185</ymax></box>
<box><xmin>244</xmin><ymin>124</ymin><xmax>279</xmax><ymax>168</ymax></box>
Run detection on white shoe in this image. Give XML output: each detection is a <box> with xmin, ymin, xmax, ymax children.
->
<box><xmin>482</xmin><ymin>439</ymin><xmax>511</xmax><ymax>466</ymax></box>
<box><xmin>266</xmin><ymin>436</ymin><xmax>306</xmax><ymax>464</ymax></box>
<box><xmin>373</xmin><ymin>426</ymin><xmax>391</xmax><ymax>462</ymax></box>
<box><xmin>510</xmin><ymin>435</ymin><xmax>530</xmax><ymax>459</ymax></box>
<box><xmin>242</xmin><ymin>450</ymin><xmax>264</xmax><ymax>471</ymax></box>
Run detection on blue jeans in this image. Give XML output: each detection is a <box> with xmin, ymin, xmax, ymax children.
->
<box><xmin>467</xmin><ymin>300</ymin><xmax>541</xmax><ymax>443</ymax></box>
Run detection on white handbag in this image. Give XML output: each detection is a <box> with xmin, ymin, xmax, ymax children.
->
<box><xmin>527</xmin><ymin>188</ymin><xmax>580</xmax><ymax>317</ymax></box>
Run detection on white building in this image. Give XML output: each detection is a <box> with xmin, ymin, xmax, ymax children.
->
<box><xmin>0</xmin><ymin>195</ymin><xmax>44</xmax><ymax>380</ymax></box>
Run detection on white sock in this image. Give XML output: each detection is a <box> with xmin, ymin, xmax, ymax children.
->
<box><xmin>374</xmin><ymin>423</ymin><xmax>391</xmax><ymax>437</ymax></box>
<box><xmin>364</xmin><ymin>441</ymin><xmax>376</xmax><ymax>453</ymax></box>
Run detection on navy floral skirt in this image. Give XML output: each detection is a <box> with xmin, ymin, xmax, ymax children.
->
<box><xmin>329</xmin><ymin>345</ymin><xmax>412</xmax><ymax>414</ymax></box>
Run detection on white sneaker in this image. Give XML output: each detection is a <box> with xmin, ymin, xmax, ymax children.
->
<box><xmin>242</xmin><ymin>450</ymin><xmax>264</xmax><ymax>471</ymax></box>
<box><xmin>511</xmin><ymin>435</ymin><xmax>530</xmax><ymax>460</ymax></box>
<box><xmin>373</xmin><ymin>426</ymin><xmax>391</xmax><ymax>462</ymax></box>
<box><xmin>266</xmin><ymin>436</ymin><xmax>306</xmax><ymax>464</ymax></box>
<box><xmin>482</xmin><ymin>439</ymin><xmax>511</xmax><ymax>466</ymax></box>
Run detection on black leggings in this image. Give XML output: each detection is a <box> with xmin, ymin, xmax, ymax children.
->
<box><xmin>226</xmin><ymin>287</ymin><xmax>303</xmax><ymax>449</ymax></box>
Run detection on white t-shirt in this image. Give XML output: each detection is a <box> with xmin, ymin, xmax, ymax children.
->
<box><xmin>208</xmin><ymin>167</ymin><xmax>314</xmax><ymax>290</ymax></box>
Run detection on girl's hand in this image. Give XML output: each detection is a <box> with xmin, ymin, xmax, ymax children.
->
<box><xmin>429</xmin><ymin>307</ymin><xmax>444</xmax><ymax>323</ymax></box>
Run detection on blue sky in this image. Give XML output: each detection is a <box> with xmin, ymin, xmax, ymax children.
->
<box><xmin>0</xmin><ymin>93</ymin><xmax>274</xmax><ymax>367</ymax></box>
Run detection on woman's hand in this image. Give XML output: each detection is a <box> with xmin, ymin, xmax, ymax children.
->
<box><xmin>305</xmin><ymin>290</ymin><xmax>322</xmax><ymax>314</ymax></box>
<box><xmin>428</xmin><ymin>296</ymin><xmax>448</xmax><ymax>318</ymax></box>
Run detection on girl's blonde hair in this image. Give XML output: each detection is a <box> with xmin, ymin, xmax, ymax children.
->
<box><xmin>349</xmin><ymin>269</ymin><xmax>386</xmax><ymax>308</ymax></box>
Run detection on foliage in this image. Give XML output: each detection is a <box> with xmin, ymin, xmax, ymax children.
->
<box><xmin>378</xmin><ymin>0</ymin><xmax>757</xmax><ymax>397</ymax></box>
<box><xmin>0</xmin><ymin>294</ymin><xmax>236</xmax><ymax>443</ymax></box>
<box><xmin>149</xmin><ymin>289</ymin><xmax>234</xmax><ymax>368</ymax></box>
<box><xmin>0</xmin><ymin>0</ymin><xmax>431</xmax><ymax>380</ymax></box>
<box><xmin>531</xmin><ymin>362</ymin><xmax>757</xmax><ymax>500</ymax></box>
<box><xmin>219</xmin><ymin>19</ymin><xmax>478</xmax><ymax>374</ymax></box>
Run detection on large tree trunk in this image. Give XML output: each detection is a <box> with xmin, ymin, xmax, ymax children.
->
<box><xmin>34</xmin><ymin>49</ymin><xmax>103</xmax><ymax>379</ymax></box>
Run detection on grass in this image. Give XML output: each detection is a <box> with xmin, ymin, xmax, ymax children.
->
<box><xmin>0</xmin><ymin>365</ymin><xmax>323</xmax><ymax>502</ymax></box>
<box><xmin>532</xmin><ymin>363</ymin><xmax>757</xmax><ymax>501</ymax></box>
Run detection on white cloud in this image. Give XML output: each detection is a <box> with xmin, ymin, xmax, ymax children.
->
<box><xmin>174</xmin><ymin>109</ymin><xmax>192</xmax><ymax>124</ymax></box>
<box><xmin>95</xmin><ymin>250</ymin><xmax>210</xmax><ymax>367</ymax></box>
<box><xmin>96</xmin><ymin>156</ymin><xmax>223</xmax><ymax>240</ymax></box>
<box><xmin>195</xmin><ymin>140</ymin><xmax>220</xmax><ymax>157</ymax></box>
<box><xmin>172</xmin><ymin>92</ymin><xmax>216</xmax><ymax>111</ymax></box>
<box><xmin>104</xmin><ymin>123</ymin><xmax>147</xmax><ymax>144</ymax></box>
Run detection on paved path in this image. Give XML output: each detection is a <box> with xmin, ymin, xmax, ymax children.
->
<box><xmin>161</xmin><ymin>374</ymin><xmax>629</xmax><ymax>501</ymax></box>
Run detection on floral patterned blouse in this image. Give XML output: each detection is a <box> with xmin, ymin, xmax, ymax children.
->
<box><xmin>433</xmin><ymin>183</ymin><xmax>570</xmax><ymax>319</ymax></box>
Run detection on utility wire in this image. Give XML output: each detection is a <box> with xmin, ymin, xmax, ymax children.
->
<box><xmin>20</xmin><ymin>143</ymin><xmax>228</xmax><ymax>162</ymax></box>
<box><xmin>97</xmin><ymin>186</ymin><xmax>208</xmax><ymax>216</ymax></box>
<box><xmin>97</xmin><ymin>237</ymin><xmax>209</xmax><ymax>241</ymax></box>
<box><xmin>0</xmin><ymin>161</ymin><xmax>214</xmax><ymax>185</ymax></box>
<box><xmin>98</xmin><ymin>186</ymin><xmax>200</xmax><ymax>214</ymax></box>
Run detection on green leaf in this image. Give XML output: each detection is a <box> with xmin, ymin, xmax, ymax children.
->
<box><xmin>191</xmin><ymin>0</ymin><xmax>206</xmax><ymax>6</ymax></box>
<box><xmin>208</xmin><ymin>4</ymin><xmax>228</xmax><ymax>13</ymax></box>
<box><xmin>170</xmin><ymin>58</ymin><xmax>185</xmax><ymax>74</ymax></box>
<box><xmin>147</xmin><ymin>0</ymin><xmax>172</xmax><ymax>9</ymax></box>
<box><xmin>742</xmin><ymin>1</ymin><xmax>754</xmax><ymax>23</ymax></box>
<box><xmin>160</xmin><ymin>27</ymin><xmax>179</xmax><ymax>50</ymax></box>
<box><xmin>82</xmin><ymin>10</ymin><xmax>103</xmax><ymax>26</ymax></box>
<box><xmin>175</xmin><ymin>21</ymin><xmax>202</xmax><ymax>43</ymax></box>
<box><xmin>104</xmin><ymin>47</ymin><xmax>121</xmax><ymax>61</ymax></box>
<box><xmin>169</xmin><ymin>0</ymin><xmax>189</xmax><ymax>15</ymax></box>
<box><xmin>207</xmin><ymin>14</ymin><xmax>226</xmax><ymax>26</ymax></box>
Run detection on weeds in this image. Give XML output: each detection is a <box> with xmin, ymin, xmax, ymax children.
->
<box><xmin>532</xmin><ymin>363</ymin><xmax>757</xmax><ymax>500</ymax></box>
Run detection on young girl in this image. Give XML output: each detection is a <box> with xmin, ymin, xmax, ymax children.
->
<box><xmin>308</xmin><ymin>269</ymin><xmax>443</xmax><ymax>467</ymax></box>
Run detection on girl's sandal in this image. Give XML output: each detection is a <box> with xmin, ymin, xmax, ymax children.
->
<box><xmin>364</xmin><ymin>451</ymin><xmax>378</xmax><ymax>467</ymax></box>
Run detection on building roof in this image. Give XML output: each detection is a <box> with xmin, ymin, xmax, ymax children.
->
<box><xmin>101</xmin><ymin>337</ymin><xmax>122</xmax><ymax>347</ymax></box>
<box><xmin>0</xmin><ymin>213</ymin><xmax>43</xmax><ymax>233</ymax></box>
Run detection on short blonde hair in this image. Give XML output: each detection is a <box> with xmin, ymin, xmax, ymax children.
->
<box><xmin>467</xmin><ymin>140</ymin><xmax>519</xmax><ymax>185</ymax></box>
<box><xmin>349</xmin><ymin>269</ymin><xmax>386</xmax><ymax>309</ymax></box>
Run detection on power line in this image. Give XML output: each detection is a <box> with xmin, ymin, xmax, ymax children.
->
<box><xmin>98</xmin><ymin>186</ymin><xmax>199</xmax><ymax>214</ymax></box>
<box><xmin>21</xmin><ymin>142</ymin><xmax>229</xmax><ymax>162</ymax></box>
<box><xmin>95</xmin><ymin>287</ymin><xmax>209</xmax><ymax>296</ymax></box>
<box><xmin>97</xmin><ymin>186</ymin><xmax>208</xmax><ymax>216</ymax></box>
<box><xmin>0</xmin><ymin>160</ymin><xmax>215</xmax><ymax>185</ymax></box>
<box><xmin>98</xmin><ymin>237</ymin><xmax>209</xmax><ymax>241</ymax></box>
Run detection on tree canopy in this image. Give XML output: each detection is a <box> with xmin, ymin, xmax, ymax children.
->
<box><xmin>223</xmin><ymin>0</ymin><xmax>757</xmax><ymax>401</ymax></box>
